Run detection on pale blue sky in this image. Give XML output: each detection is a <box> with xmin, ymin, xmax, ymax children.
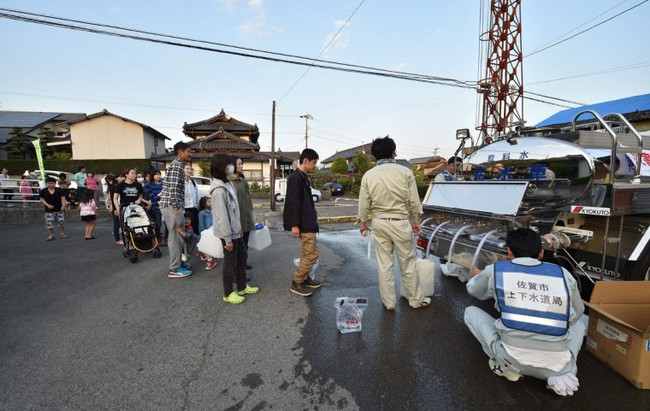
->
<box><xmin>1</xmin><ymin>0</ymin><xmax>648</xmax><ymax>161</ymax></box>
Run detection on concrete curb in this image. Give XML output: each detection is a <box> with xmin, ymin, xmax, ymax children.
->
<box><xmin>317</xmin><ymin>215</ymin><xmax>358</xmax><ymax>224</ymax></box>
<box><xmin>0</xmin><ymin>207</ymin><xmax>113</xmax><ymax>225</ymax></box>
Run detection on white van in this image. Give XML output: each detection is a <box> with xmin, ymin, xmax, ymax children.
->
<box><xmin>274</xmin><ymin>178</ymin><xmax>322</xmax><ymax>202</ymax></box>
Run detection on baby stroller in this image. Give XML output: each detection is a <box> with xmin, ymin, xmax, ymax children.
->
<box><xmin>120</xmin><ymin>203</ymin><xmax>162</xmax><ymax>263</ymax></box>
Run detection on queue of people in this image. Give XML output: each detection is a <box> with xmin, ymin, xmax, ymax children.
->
<box><xmin>7</xmin><ymin>139</ymin><xmax>586</xmax><ymax>397</ymax></box>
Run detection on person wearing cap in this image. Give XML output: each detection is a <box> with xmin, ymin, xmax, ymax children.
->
<box><xmin>464</xmin><ymin>228</ymin><xmax>585</xmax><ymax>396</ymax></box>
<box><xmin>434</xmin><ymin>156</ymin><xmax>462</xmax><ymax>182</ymax></box>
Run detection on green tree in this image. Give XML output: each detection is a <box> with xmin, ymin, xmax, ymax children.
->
<box><xmin>47</xmin><ymin>152</ymin><xmax>73</xmax><ymax>161</ymax></box>
<box><xmin>5</xmin><ymin>127</ymin><xmax>34</xmax><ymax>159</ymax></box>
<box><xmin>331</xmin><ymin>158</ymin><xmax>348</xmax><ymax>174</ymax></box>
<box><xmin>197</xmin><ymin>159</ymin><xmax>211</xmax><ymax>177</ymax></box>
<box><xmin>352</xmin><ymin>151</ymin><xmax>373</xmax><ymax>174</ymax></box>
<box><xmin>412</xmin><ymin>168</ymin><xmax>430</xmax><ymax>199</ymax></box>
<box><xmin>36</xmin><ymin>127</ymin><xmax>56</xmax><ymax>158</ymax></box>
<box><xmin>412</xmin><ymin>168</ymin><xmax>428</xmax><ymax>186</ymax></box>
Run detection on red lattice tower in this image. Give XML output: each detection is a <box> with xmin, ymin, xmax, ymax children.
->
<box><xmin>477</xmin><ymin>0</ymin><xmax>524</xmax><ymax>142</ymax></box>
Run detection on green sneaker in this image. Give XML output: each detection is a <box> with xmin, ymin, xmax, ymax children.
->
<box><xmin>223</xmin><ymin>291</ymin><xmax>245</xmax><ymax>304</ymax></box>
<box><xmin>236</xmin><ymin>285</ymin><xmax>259</xmax><ymax>295</ymax></box>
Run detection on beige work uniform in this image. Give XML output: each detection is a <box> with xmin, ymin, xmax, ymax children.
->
<box><xmin>357</xmin><ymin>162</ymin><xmax>424</xmax><ymax>308</ymax></box>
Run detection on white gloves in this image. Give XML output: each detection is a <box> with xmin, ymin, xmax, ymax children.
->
<box><xmin>547</xmin><ymin>373</ymin><xmax>580</xmax><ymax>396</ymax></box>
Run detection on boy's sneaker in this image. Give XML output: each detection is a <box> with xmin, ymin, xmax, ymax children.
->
<box><xmin>182</xmin><ymin>262</ymin><xmax>191</xmax><ymax>270</ymax></box>
<box><xmin>303</xmin><ymin>277</ymin><xmax>322</xmax><ymax>289</ymax></box>
<box><xmin>205</xmin><ymin>260</ymin><xmax>217</xmax><ymax>270</ymax></box>
<box><xmin>489</xmin><ymin>359</ymin><xmax>522</xmax><ymax>382</ymax></box>
<box><xmin>237</xmin><ymin>285</ymin><xmax>259</xmax><ymax>296</ymax></box>
<box><xmin>223</xmin><ymin>291</ymin><xmax>245</xmax><ymax>304</ymax></box>
<box><xmin>168</xmin><ymin>267</ymin><xmax>193</xmax><ymax>278</ymax></box>
<box><xmin>290</xmin><ymin>281</ymin><xmax>314</xmax><ymax>297</ymax></box>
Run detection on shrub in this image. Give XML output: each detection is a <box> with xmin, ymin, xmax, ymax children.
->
<box><xmin>331</xmin><ymin>158</ymin><xmax>348</xmax><ymax>174</ymax></box>
<box><xmin>197</xmin><ymin>160</ymin><xmax>211</xmax><ymax>177</ymax></box>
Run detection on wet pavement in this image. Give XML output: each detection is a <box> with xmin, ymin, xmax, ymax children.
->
<box><xmin>301</xmin><ymin>230</ymin><xmax>650</xmax><ymax>410</ymax></box>
<box><xmin>1</xmin><ymin>218</ymin><xmax>648</xmax><ymax>410</ymax></box>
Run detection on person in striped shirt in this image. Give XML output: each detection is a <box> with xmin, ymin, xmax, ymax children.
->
<box><xmin>159</xmin><ymin>142</ymin><xmax>192</xmax><ymax>278</ymax></box>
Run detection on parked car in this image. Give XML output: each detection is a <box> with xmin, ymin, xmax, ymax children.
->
<box><xmin>190</xmin><ymin>176</ymin><xmax>212</xmax><ymax>199</ymax></box>
<box><xmin>24</xmin><ymin>170</ymin><xmax>78</xmax><ymax>189</ymax></box>
<box><xmin>323</xmin><ymin>182</ymin><xmax>345</xmax><ymax>196</ymax></box>
<box><xmin>274</xmin><ymin>178</ymin><xmax>322</xmax><ymax>202</ymax></box>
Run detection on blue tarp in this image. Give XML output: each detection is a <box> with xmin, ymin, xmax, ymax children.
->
<box><xmin>535</xmin><ymin>93</ymin><xmax>650</xmax><ymax>127</ymax></box>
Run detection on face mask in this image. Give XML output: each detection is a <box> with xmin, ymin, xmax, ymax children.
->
<box><xmin>137</xmin><ymin>177</ymin><xmax>144</xmax><ymax>183</ymax></box>
<box><xmin>227</xmin><ymin>165</ymin><xmax>235</xmax><ymax>174</ymax></box>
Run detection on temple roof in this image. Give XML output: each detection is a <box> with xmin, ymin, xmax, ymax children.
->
<box><xmin>183</xmin><ymin>109</ymin><xmax>260</xmax><ymax>143</ymax></box>
<box><xmin>187</xmin><ymin>127</ymin><xmax>260</xmax><ymax>152</ymax></box>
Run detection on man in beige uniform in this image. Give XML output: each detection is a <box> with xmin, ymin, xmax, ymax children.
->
<box><xmin>357</xmin><ymin>136</ymin><xmax>431</xmax><ymax>311</ymax></box>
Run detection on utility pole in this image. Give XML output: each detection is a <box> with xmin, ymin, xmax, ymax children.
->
<box><xmin>270</xmin><ymin>101</ymin><xmax>277</xmax><ymax>212</ymax></box>
<box><xmin>299</xmin><ymin>113</ymin><xmax>313</xmax><ymax>148</ymax></box>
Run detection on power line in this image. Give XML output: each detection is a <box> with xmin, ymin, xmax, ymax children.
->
<box><xmin>528</xmin><ymin>0</ymin><xmax>631</xmax><ymax>54</ymax></box>
<box><xmin>524</xmin><ymin>91</ymin><xmax>586</xmax><ymax>106</ymax></box>
<box><xmin>527</xmin><ymin>60</ymin><xmax>650</xmax><ymax>85</ymax></box>
<box><xmin>0</xmin><ymin>7</ymin><xmax>474</xmax><ymax>89</ymax></box>
<box><xmin>277</xmin><ymin>0</ymin><xmax>366</xmax><ymax>103</ymax></box>
<box><xmin>0</xmin><ymin>8</ymin><xmax>582</xmax><ymax>111</ymax></box>
<box><xmin>527</xmin><ymin>0</ymin><xmax>648</xmax><ymax>57</ymax></box>
<box><xmin>522</xmin><ymin>96</ymin><xmax>573</xmax><ymax>109</ymax></box>
<box><xmin>0</xmin><ymin>89</ymin><xmax>300</xmax><ymax>117</ymax></box>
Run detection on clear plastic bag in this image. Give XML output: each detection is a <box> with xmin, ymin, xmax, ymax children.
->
<box><xmin>335</xmin><ymin>297</ymin><xmax>369</xmax><ymax>334</ymax></box>
<box><xmin>293</xmin><ymin>258</ymin><xmax>319</xmax><ymax>279</ymax></box>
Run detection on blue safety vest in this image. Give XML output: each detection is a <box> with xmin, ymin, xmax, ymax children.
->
<box><xmin>494</xmin><ymin>261</ymin><xmax>570</xmax><ymax>336</ymax></box>
<box><xmin>440</xmin><ymin>170</ymin><xmax>455</xmax><ymax>181</ymax></box>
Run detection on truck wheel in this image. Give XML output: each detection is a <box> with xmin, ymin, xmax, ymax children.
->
<box><xmin>275</xmin><ymin>193</ymin><xmax>283</xmax><ymax>202</ymax></box>
<box><xmin>312</xmin><ymin>195</ymin><xmax>319</xmax><ymax>203</ymax></box>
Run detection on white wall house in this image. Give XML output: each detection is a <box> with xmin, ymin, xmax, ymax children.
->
<box><xmin>68</xmin><ymin>110</ymin><xmax>169</xmax><ymax>160</ymax></box>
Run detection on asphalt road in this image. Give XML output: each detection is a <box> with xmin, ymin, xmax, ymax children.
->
<box><xmin>1</xmin><ymin>220</ymin><xmax>648</xmax><ymax>410</ymax></box>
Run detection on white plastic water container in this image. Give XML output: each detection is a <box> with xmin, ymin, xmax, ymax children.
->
<box><xmin>248</xmin><ymin>225</ymin><xmax>272</xmax><ymax>251</ymax></box>
<box><xmin>197</xmin><ymin>228</ymin><xmax>224</xmax><ymax>258</ymax></box>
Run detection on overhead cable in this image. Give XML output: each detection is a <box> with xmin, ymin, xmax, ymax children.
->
<box><xmin>277</xmin><ymin>0</ymin><xmax>366</xmax><ymax>103</ymax></box>
<box><xmin>524</xmin><ymin>91</ymin><xmax>585</xmax><ymax>106</ymax></box>
<box><xmin>527</xmin><ymin>0</ymin><xmax>648</xmax><ymax>57</ymax></box>
<box><xmin>0</xmin><ymin>7</ymin><xmax>472</xmax><ymax>88</ymax></box>
<box><xmin>528</xmin><ymin>0</ymin><xmax>631</xmax><ymax>54</ymax></box>
<box><xmin>528</xmin><ymin>60</ymin><xmax>650</xmax><ymax>85</ymax></box>
<box><xmin>0</xmin><ymin>9</ymin><xmax>577</xmax><ymax>109</ymax></box>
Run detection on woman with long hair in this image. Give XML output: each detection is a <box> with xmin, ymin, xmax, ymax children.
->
<box><xmin>210</xmin><ymin>154</ymin><xmax>259</xmax><ymax>304</ymax></box>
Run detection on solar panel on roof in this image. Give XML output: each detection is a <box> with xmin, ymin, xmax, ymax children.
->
<box><xmin>0</xmin><ymin>112</ymin><xmax>61</xmax><ymax>128</ymax></box>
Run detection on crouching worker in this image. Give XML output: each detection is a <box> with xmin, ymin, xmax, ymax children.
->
<box><xmin>464</xmin><ymin>228</ymin><xmax>585</xmax><ymax>396</ymax></box>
